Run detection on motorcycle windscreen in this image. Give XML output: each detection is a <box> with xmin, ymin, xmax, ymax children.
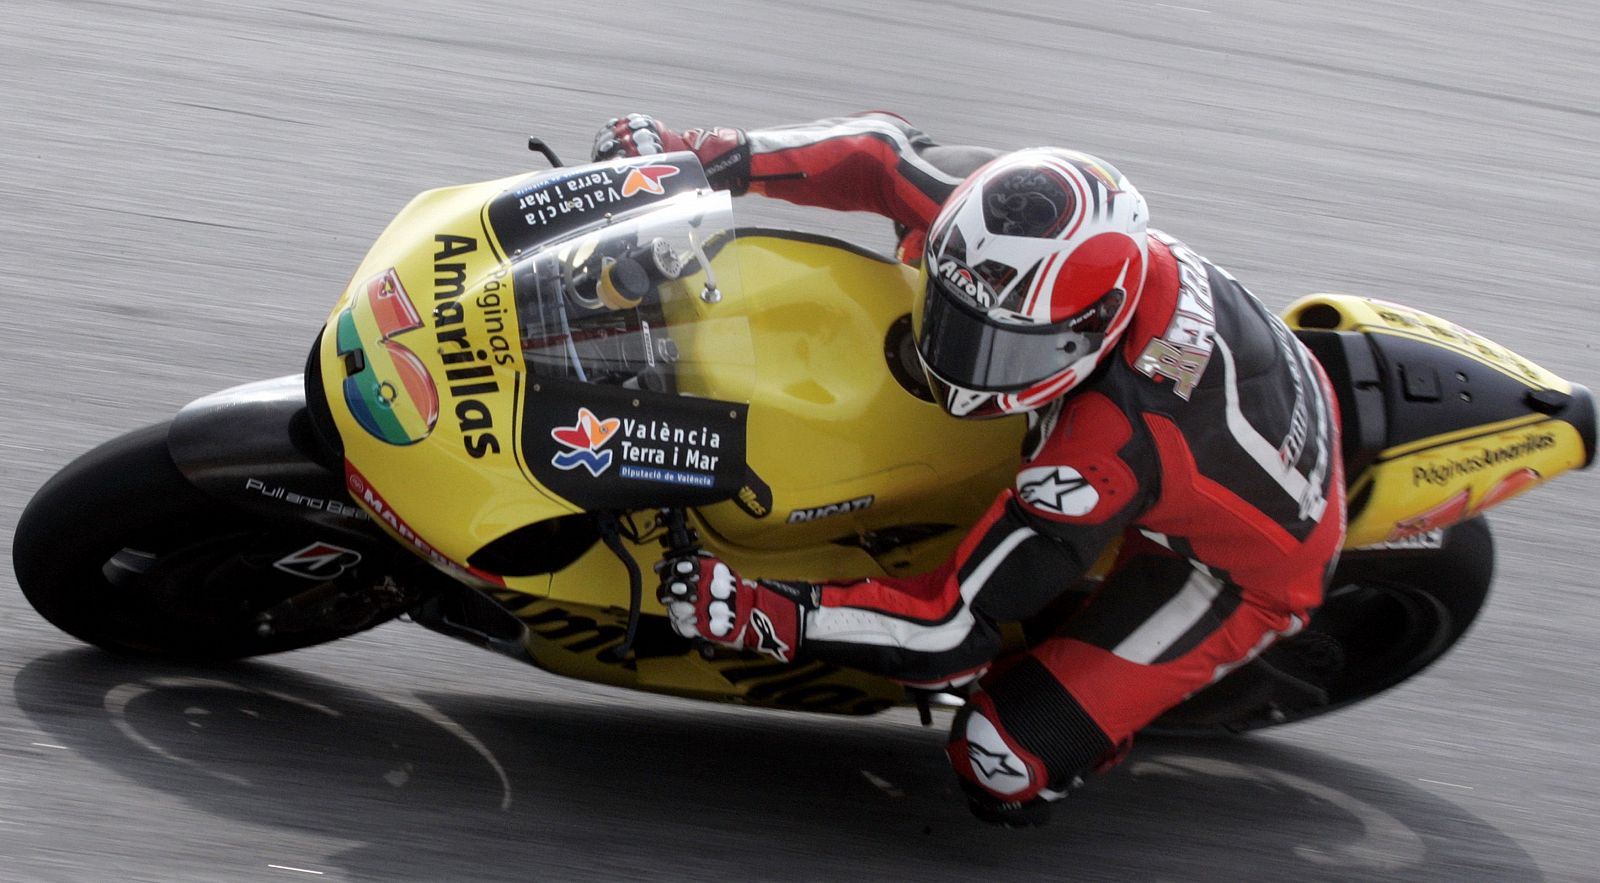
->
<box><xmin>507</xmin><ymin>189</ymin><xmax>757</xmax><ymax>510</ymax></box>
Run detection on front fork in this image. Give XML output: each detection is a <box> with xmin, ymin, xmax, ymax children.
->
<box><xmin>596</xmin><ymin>507</ymin><xmax>703</xmax><ymax>662</ymax></box>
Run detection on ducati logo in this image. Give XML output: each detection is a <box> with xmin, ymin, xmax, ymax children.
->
<box><xmin>273</xmin><ymin>542</ymin><xmax>363</xmax><ymax>581</ymax></box>
<box><xmin>1017</xmin><ymin>466</ymin><xmax>1100</xmax><ymax>517</ymax></box>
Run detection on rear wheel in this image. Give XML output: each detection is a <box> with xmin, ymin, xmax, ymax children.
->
<box><xmin>12</xmin><ymin>422</ymin><xmax>408</xmax><ymax>659</ymax></box>
<box><xmin>1152</xmin><ymin>517</ymin><xmax>1493</xmax><ymax>734</ymax></box>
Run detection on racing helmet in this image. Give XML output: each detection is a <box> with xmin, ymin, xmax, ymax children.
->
<box><xmin>915</xmin><ymin>148</ymin><xmax>1149</xmax><ymax>417</ymax></box>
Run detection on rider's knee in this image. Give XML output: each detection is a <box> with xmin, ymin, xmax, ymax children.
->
<box><xmin>945</xmin><ymin>656</ymin><xmax>1117</xmax><ymax>826</ymax></box>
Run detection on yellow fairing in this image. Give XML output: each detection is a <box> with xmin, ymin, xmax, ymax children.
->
<box><xmin>1285</xmin><ymin>294</ymin><xmax>1592</xmax><ymax>547</ymax></box>
<box><xmin>319</xmin><ymin>175</ymin><xmax>573</xmax><ymax>593</ymax></box>
<box><xmin>489</xmin><ymin>594</ymin><xmax>907</xmax><ymax>714</ymax></box>
<box><xmin>319</xmin><ymin>170</ymin><xmax>1022</xmax><ymax>711</ymax></box>
<box><xmin>320</xmin><ymin>180</ymin><xmax>1590</xmax><ymax>714</ymax></box>
<box><xmin>685</xmin><ymin>234</ymin><xmax>1024</xmax><ymax>570</ymax></box>
<box><xmin>537</xmin><ymin>234</ymin><xmax>1026</xmax><ymax>710</ymax></box>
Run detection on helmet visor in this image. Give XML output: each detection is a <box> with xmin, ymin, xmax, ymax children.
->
<box><xmin>917</xmin><ymin>276</ymin><xmax>1122</xmax><ymax>393</ymax></box>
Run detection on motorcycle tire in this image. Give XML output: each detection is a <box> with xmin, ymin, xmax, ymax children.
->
<box><xmin>1151</xmin><ymin>516</ymin><xmax>1493</xmax><ymax>734</ymax></box>
<box><xmin>12</xmin><ymin>421</ymin><xmax>399</xmax><ymax>660</ymax></box>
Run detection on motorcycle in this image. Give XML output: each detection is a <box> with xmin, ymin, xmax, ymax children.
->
<box><xmin>13</xmin><ymin>144</ymin><xmax>1596</xmax><ymax>734</ymax></box>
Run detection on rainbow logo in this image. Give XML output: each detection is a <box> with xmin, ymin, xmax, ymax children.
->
<box><xmin>336</xmin><ymin>269</ymin><xmax>440</xmax><ymax>445</ymax></box>
<box><xmin>550</xmin><ymin>408</ymin><xmax>621</xmax><ymax>476</ymax></box>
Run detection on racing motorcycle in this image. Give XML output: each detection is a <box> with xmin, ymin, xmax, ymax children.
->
<box><xmin>13</xmin><ymin>145</ymin><xmax>1596</xmax><ymax>733</ymax></box>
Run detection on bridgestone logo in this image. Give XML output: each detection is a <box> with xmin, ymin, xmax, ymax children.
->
<box><xmin>1412</xmin><ymin>433</ymin><xmax>1555</xmax><ymax>486</ymax></box>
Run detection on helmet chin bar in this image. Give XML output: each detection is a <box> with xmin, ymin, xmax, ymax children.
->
<box><xmin>926</xmin><ymin>366</ymin><xmax>1081</xmax><ymax>419</ymax></box>
<box><xmin>945</xmin><ymin>385</ymin><xmax>999</xmax><ymax>418</ymax></box>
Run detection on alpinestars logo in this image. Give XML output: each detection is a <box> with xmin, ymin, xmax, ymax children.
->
<box><xmin>1017</xmin><ymin>465</ymin><xmax>1100</xmax><ymax>517</ymax></box>
<box><xmin>748</xmin><ymin>608</ymin><xmax>791</xmax><ymax>661</ymax></box>
<box><xmin>967</xmin><ymin>742</ymin><xmax>1025</xmax><ymax>781</ymax></box>
<box><xmin>550</xmin><ymin>408</ymin><xmax>622</xmax><ymax>476</ymax></box>
<box><xmin>963</xmin><ymin>711</ymin><xmax>1032</xmax><ymax>795</ymax></box>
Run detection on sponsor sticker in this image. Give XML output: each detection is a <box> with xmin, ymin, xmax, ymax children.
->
<box><xmin>492</xmin><ymin>159</ymin><xmax>698</xmax><ymax>248</ymax></box>
<box><xmin>550</xmin><ymin>408</ymin><xmax>621</xmax><ymax>476</ymax></box>
<box><xmin>1388</xmin><ymin>466</ymin><xmax>1542</xmax><ymax>541</ymax></box>
<box><xmin>244</xmin><ymin>477</ymin><xmax>368</xmax><ymax>521</ymax></box>
<box><xmin>620</xmin><ymin>164</ymin><xmax>680</xmax><ymax>197</ymax></box>
<box><xmin>272</xmin><ymin>542</ymin><xmax>363</xmax><ymax>581</ymax></box>
<box><xmin>732</xmin><ymin>468</ymin><xmax>774</xmax><ymax>519</ymax></box>
<box><xmin>549</xmin><ymin>407</ymin><xmax>726</xmax><ymax>486</ymax></box>
<box><xmin>430</xmin><ymin>234</ymin><xmax>511</xmax><ymax>459</ymax></box>
<box><xmin>336</xmin><ymin>268</ymin><xmax>440</xmax><ymax>446</ymax></box>
<box><xmin>1410</xmin><ymin>434</ymin><xmax>1555</xmax><ymax>487</ymax></box>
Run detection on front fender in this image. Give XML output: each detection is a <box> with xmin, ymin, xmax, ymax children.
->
<box><xmin>168</xmin><ymin>375</ymin><xmax>377</xmax><ymax>539</ymax></box>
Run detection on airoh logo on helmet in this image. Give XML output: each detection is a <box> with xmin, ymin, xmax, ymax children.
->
<box><xmin>938</xmin><ymin>258</ymin><xmax>993</xmax><ymax>307</ymax></box>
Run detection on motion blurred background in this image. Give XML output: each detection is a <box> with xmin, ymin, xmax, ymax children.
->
<box><xmin>1</xmin><ymin>1</ymin><xmax>1596</xmax><ymax>879</ymax></box>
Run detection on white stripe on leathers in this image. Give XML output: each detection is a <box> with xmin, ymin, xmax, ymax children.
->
<box><xmin>1110</xmin><ymin>566</ymin><xmax>1225</xmax><ymax>665</ymax></box>
<box><xmin>805</xmin><ymin>528</ymin><xmax>1036</xmax><ymax>652</ymax></box>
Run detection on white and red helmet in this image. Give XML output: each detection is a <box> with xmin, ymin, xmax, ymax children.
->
<box><xmin>915</xmin><ymin>148</ymin><xmax>1149</xmax><ymax>417</ymax></box>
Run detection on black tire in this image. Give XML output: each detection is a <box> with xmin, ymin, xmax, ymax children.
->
<box><xmin>12</xmin><ymin>422</ymin><xmax>399</xmax><ymax>659</ymax></box>
<box><xmin>1152</xmin><ymin>517</ymin><xmax>1494</xmax><ymax>734</ymax></box>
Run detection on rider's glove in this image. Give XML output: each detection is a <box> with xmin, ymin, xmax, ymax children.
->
<box><xmin>656</xmin><ymin>554</ymin><xmax>808</xmax><ymax>662</ymax></box>
<box><xmin>592</xmin><ymin>114</ymin><xmax>752</xmax><ymax>194</ymax></box>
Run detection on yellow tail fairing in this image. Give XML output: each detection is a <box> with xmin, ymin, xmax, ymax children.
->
<box><xmin>1286</xmin><ymin>294</ymin><xmax>1594</xmax><ymax>547</ymax></box>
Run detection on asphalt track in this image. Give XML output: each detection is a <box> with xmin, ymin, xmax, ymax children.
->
<box><xmin>2</xmin><ymin>1</ymin><xmax>1598</xmax><ymax>880</ymax></box>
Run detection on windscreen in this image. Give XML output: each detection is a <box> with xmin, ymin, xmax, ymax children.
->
<box><xmin>507</xmin><ymin>189</ymin><xmax>753</xmax><ymax>402</ymax></box>
<box><xmin>497</xmin><ymin>181</ymin><xmax>757</xmax><ymax>508</ymax></box>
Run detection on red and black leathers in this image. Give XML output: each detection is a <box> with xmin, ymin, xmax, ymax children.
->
<box><xmin>649</xmin><ymin>113</ymin><xmax>1347</xmax><ymax>807</ymax></box>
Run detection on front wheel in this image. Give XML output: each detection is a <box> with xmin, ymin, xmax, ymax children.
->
<box><xmin>12</xmin><ymin>422</ymin><xmax>408</xmax><ymax>659</ymax></box>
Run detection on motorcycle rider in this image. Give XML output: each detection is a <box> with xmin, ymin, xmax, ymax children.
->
<box><xmin>593</xmin><ymin>113</ymin><xmax>1347</xmax><ymax>826</ymax></box>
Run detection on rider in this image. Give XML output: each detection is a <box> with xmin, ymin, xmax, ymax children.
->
<box><xmin>594</xmin><ymin>113</ymin><xmax>1347</xmax><ymax>825</ymax></box>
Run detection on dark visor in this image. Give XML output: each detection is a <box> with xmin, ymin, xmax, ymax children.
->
<box><xmin>918</xmin><ymin>277</ymin><xmax>1122</xmax><ymax>393</ymax></box>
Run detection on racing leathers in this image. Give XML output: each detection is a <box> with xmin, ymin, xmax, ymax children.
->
<box><xmin>615</xmin><ymin>113</ymin><xmax>1347</xmax><ymax>818</ymax></box>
